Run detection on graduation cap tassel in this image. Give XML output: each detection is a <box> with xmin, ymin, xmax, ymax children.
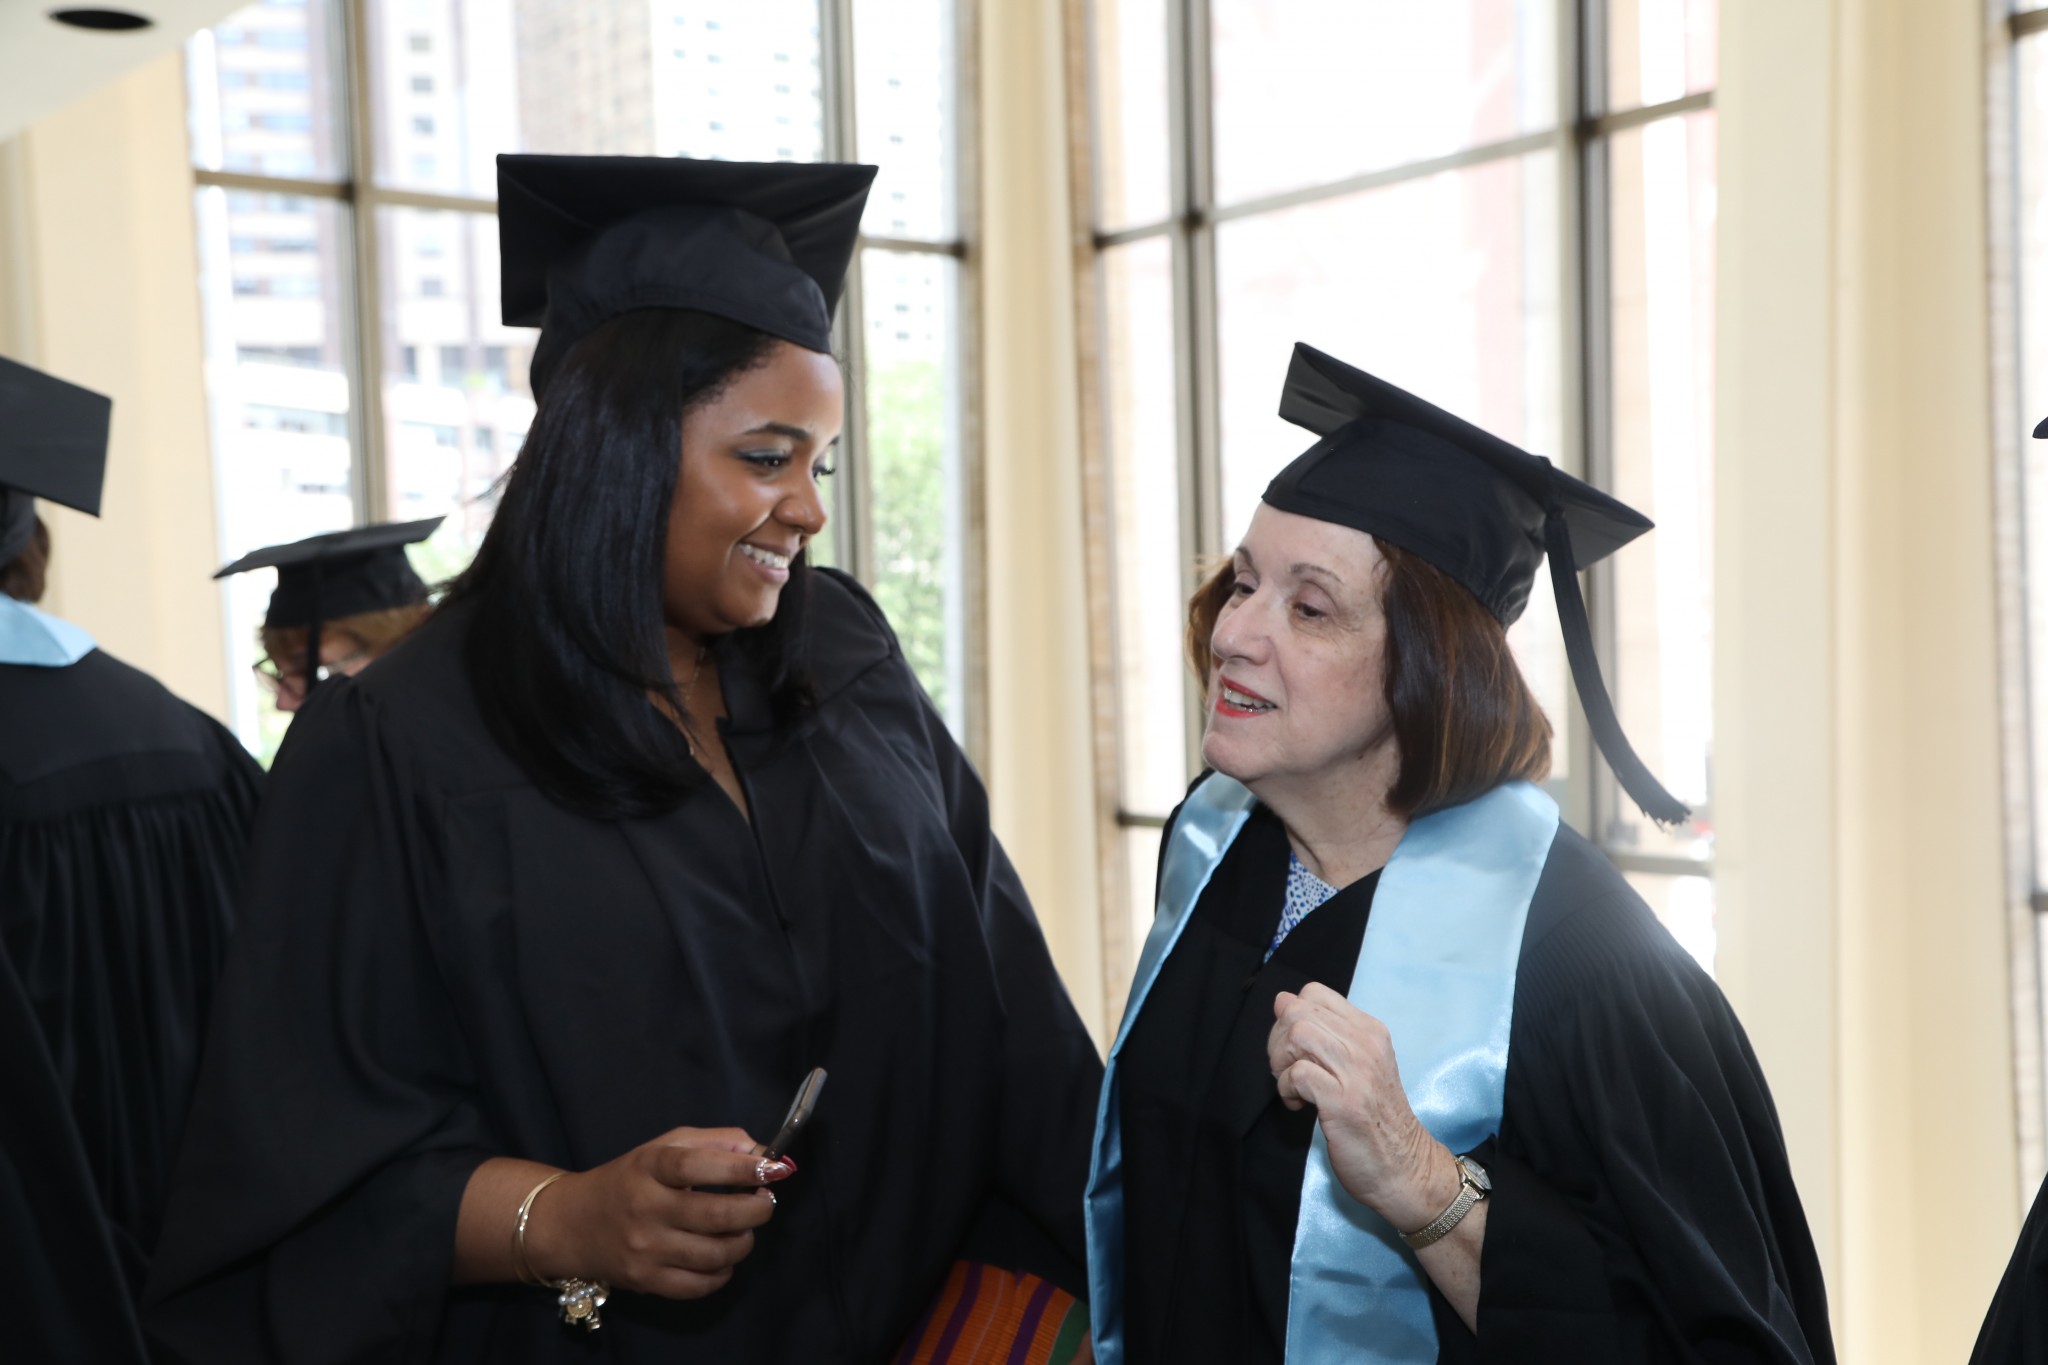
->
<box><xmin>303</xmin><ymin>559</ymin><xmax>325</xmax><ymax>702</ymax></box>
<box><xmin>1543</xmin><ymin>509</ymin><xmax>1693</xmax><ymax>828</ymax></box>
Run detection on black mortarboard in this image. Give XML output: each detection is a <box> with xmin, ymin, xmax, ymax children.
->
<box><xmin>215</xmin><ymin>518</ymin><xmax>441</xmax><ymax>696</ymax></box>
<box><xmin>215</xmin><ymin>518</ymin><xmax>443</xmax><ymax>628</ymax></box>
<box><xmin>498</xmin><ymin>155</ymin><xmax>877</xmax><ymax>400</ymax></box>
<box><xmin>1266</xmin><ymin>342</ymin><xmax>1689</xmax><ymax>824</ymax></box>
<box><xmin>0</xmin><ymin>355</ymin><xmax>112</xmax><ymax>565</ymax></box>
<box><xmin>2034</xmin><ymin>415</ymin><xmax>2047</xmax><ymax>439</ymax></box>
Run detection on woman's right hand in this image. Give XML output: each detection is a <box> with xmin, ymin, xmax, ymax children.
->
<box><xmin>524</xmin><ymin>1127</ymin><xmax>792</xmax><ymax>1299</ymax></box>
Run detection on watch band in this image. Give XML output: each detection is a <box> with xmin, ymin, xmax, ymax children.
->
<box><xmin>1400</xmin><ymin>1154</ymin><xmax>1490</xmax><ymax>1250</ymax></box>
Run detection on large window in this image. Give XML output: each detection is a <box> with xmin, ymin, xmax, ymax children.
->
<box><xmin>1077</xmin><ymin>0</ymin><xmax>1717</xmax><ymax>1016</ymax></box>
<box><xmin>187</xmin><ymin>0</ymin><xmax>974</xmax><ymax>761</ymax></box>
<box><xmin>1994</xmin><ymin>0</ymin><xmax>2048</xmax><ymax>1194</ymax></box>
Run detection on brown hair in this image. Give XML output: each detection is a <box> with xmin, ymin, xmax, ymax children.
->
<box><xmin>1186</xmin><ymin>539</ymin><xmax>1551</xmax><ymax>818</ymax></box>
<box><xmin>260</xmin><ymin>601</ymin><xmax>433</xmax><ymax>675</ymax></box>
<box><xmin>0</xmin><ymin>517</ymin><xmax>50</xmax><ymax>603</ymax></box>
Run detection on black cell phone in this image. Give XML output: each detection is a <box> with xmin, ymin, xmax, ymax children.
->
<box><xmin>699</xmin><ymin>1067</ymin><xmax>827</xmax><ymax>1193</ymax></box>
<box><xmin>759</xmin><ymin>1066</ymin><xmax>827</xmax><ymax>1163</ymax></box>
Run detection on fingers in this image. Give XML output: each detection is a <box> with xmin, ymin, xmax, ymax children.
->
<box><xmin>649</xmin><ymin>1140</ymin><xmax>782</xmax><ymax>1192</ymax></box>
<box><xmin>1273</xmin><ymin>1057</ymin><xmax>1331</xmax><ymax>1112</ymax></box>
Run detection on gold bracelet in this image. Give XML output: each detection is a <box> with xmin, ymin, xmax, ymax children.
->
<box><xmin>511</xmin><ymin>1170</ymin><xmax>568</xmax><ymax>1288</ymax></box>
<box><xmin>510</xmin><ymin>1171</ymin><xmax>612</xmax><ymax>1331</ymax></box>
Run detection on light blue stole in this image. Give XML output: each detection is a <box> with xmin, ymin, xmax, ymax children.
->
<box><xmin>1085</xmin><ymin>776</ymin><xmax>1558</xmax><ymax>1365</ymax></box>
<box><xmin>0</xmin><ymin>596</ymin><xmax>95</xmax><ymax>667</ymax></box>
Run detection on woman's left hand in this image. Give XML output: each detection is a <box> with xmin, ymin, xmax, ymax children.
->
<box><xmin>1267</xmin><ymin>982</ymin><xmax>1459</xmax><ymax>1232</ymax></box>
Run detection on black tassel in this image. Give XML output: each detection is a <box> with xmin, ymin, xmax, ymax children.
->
<box><xmin>303</xmin><ymin>558</ymin><xmax>325</xmax><ymax>700</ymax></box>
<box><xmin>1543</xmin><ymin>509</ymin><xmax>1692</xmax><ymax>828</ymax></box>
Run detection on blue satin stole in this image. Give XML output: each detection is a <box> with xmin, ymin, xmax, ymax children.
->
<box><xmin>0</xmin><ymin>596</ymin><xmax>95</xmax><ymax>667</ymax></box>
<box><xmin>1085</xmin><ymin>776</ymin><xmax>1559</xmax><ymax>1365</ymax></box>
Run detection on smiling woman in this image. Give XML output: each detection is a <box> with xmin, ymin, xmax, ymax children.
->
<box><xmin>144</xmin><ymin>156</ymin><xmax>1102</xmax><ymax>1365</ymax></box>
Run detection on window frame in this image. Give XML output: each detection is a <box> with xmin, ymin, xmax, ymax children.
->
<box><xmin>1068</xmin><ymin>0</ymin><xmax>1718</xmax><ymax>1025</ymax></box>
<box><xmin>1986</xmin><ymin>0</ymin><xmax>2048</xmax><ymax>1204</ymax></box>
<box><xmin>189</xmin><ymin>0</ymin><xmax>988</xmax><ymax>761</ymax></box>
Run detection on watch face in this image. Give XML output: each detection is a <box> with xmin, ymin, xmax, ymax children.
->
<box><xmin>1459</xmin><ymin>1156</ymin><xmax>1493</xmax><ymax>1192</ymax></box>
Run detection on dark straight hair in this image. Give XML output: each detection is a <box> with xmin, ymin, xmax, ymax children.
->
<box><xmin>444</xmin><ymin>307</ymin><xmax>814</xmax><ymax>819</ymax></box>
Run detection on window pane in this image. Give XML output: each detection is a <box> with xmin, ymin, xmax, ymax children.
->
<box><xmin>855</xmin><ymin>0</ymin><xmax>957</xmax><ymax>241</ymax></box>
<box><xmin>861</xmin><ymin>249</ymin><xmax>966</xmax><ymax>733</ymax></box>
<box><xmin>1212</xmin><ymin>153</ymin><xmax>1570</xmax><ymax>778</ymax></box>
<box><xmin>188</xmin><ymin>0</ymin><xmax>347</xmax><ymax>180</ymax></box>
<box><xmin>2017</xmin><ymin>32</ymin><xmax>2048</xmax><ymax>888</ymax></box>
<box><xmin>387</xmin><ymin>0</ymin><xmax>825</xmax><ymax>174</ymax></box>
<box><xmin>1091</xmin><ymin>0</ymin><xmax>1170</xmax><ymax>231</ymax></box>
<box><xmin>1605</xmin><ymin>0</ymin><xmax>1717</xmax><ymax>111</ymax></box>
<box><xmin>1603</xmin><ymin>111</ymin><xmax>1715</xmax><ymax>858</ymax></box>
<box><xmin>1103</xmin><ymin>237</ymin><xmax>1190</xmax><ymax>816</ymax></box>
<box><xmin>1210</xmin><ymin>0</ymin><xmax>1557</xmax><ymax>207</ymax></box>
<box><xmin>376</xmin><ymin>208</ymin><xmax>537</xmax><ymax>574</ymax></box>
<box><xmin>195</xmin><ymin>187</ymin><xmax>358</xmax><ymax>760</ymax></box>
<box><xmin>1623</xmin><ymin>870</ymin><xmax>1716</xmax><ymax>975</ymax></box>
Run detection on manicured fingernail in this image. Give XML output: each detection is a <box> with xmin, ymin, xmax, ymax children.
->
<box><xmin>756</xmin><ymin>1157</ymin><xmax>796</xmax><ymax>1184</ymax></box>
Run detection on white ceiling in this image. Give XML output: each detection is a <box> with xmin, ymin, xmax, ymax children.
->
<box><xmin>0</xmin><ymin>0</ymin><xmax>246</xmax><ymax>144</ymax></box>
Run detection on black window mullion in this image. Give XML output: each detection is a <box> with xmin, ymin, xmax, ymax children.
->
<box><xmin>341</xmin><ymin>0</ymin><xmax>388</xmax><ymax>525</ymax></box>
<box><xmin>819</xmin><ymin>0</ymin><xmax>872</xmax><ymax>586</ymax></box>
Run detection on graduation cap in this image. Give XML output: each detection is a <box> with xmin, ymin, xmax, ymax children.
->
<box><xmin>214</xmin><ymin>518</ymin><xmax>442</xmax><ymax>690</ymax></box>
<box><xmin>498</xmin><ymin>154</ymin><xmax>877</xmax><ymax>400</ymax></box>
<box><xmin>1266</xmin><ymin>342</ymin><xmax>1689</xmax><ymax>825</ymax></box>
<box><xmin>0</xmin><ymin>355</ymin><xmax>113</xmax><ymax>566</ymax></box>
<box><xmin>2034</xmin><ymin>415</ymin><xmax>2047</xmax><ymax>438</ymax></box>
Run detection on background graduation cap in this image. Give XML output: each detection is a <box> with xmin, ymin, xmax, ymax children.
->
<box><xmin>214</xmin><ymin>518</ymin><xmax>442</xmax><ymax>691</ymax></box>
<box><xmin>497</xmin><ymin>154</ymin><xmax>877</xmax><ymax>399</ymax></box>
<box><xmin>1266</xmin><ymin>341</ymin><xmax>1690</xmax><ymax>825</ymax></box>
<box><xmin>0</xmin><ymin>355</ymin><xmax>113</xmax><ymax>567</ymax></box>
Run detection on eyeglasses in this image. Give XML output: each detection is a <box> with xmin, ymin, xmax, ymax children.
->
<box><xmin>252</xmin><ymin>646</ymin><xmax>371</xmax><ymax>701</ymax></box>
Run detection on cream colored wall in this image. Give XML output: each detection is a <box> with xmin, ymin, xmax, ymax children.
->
<box><xmin>976</xmin><ymin>0</ymin><xmax>1106</xmax><ymax>1046</ymax></box>
<box><xmin>1720</xmin><ymin>0</ymin><xmax>2017</xmax><ymax>1360</ymax></box>
<box><xmin>0</xmin><ymin>52</ymin><xmax>231</xmax><ymax>721</ymax></box>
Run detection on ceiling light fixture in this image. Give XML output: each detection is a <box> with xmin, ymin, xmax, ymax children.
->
<box><xmin>48</xmin><ymin>8</ymin><xmax>154</xmax><ymax>31</ymax></box>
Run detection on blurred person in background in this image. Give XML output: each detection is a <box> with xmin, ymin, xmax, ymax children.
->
<box><xmin>215</xmin><ymin>516</ymin><xmax>442</xmax><ymax>715</ymax></box>
<box><xmin>0</xmin><ymin>355</ymin><xmax>262</xmax><ymax>1337</ymax></box>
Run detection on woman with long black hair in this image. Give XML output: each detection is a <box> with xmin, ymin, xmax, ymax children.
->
<box><xmin>145</xmin><ymin>156</ymin><xmax>1102</xmax><ymax>1364</ymax></box>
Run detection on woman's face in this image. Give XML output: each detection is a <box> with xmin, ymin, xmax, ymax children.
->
<box><xmin>664</xmin><ymin>340</ymin><xmax>844</xmax><ymax>643</ymax></box>
<box><xmin>267</xmin><ymin>632</ymin><xmax>373</xmax><ymax>714</ymax></box>
<box><xmin>1200</xmin><ymin>504</ymin><xmax>1395</xmax><ymax>792</ymax></box>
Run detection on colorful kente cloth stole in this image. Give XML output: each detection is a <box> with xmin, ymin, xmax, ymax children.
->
<box><xmin>895</xmin><ymin>1263</ymin><xmax>1091</xmax><ymax>1365</ymax></box>
<box><xmin>1085</xmin><ymin>775</ymin><xmax>1558</xmax><ymax>1365</ymax></box>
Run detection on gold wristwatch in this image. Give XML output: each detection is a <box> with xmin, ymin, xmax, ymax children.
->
<box><xmin>1400</xmin><ymin>1153</ymin><xmax>1491</xmax><ymax>1250</ymax></box>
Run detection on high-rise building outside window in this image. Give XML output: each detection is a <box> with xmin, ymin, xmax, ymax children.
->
<box><xmin>1076</xmin><ymin>0</ymin><xmax>1717</xmax><ymax>1024</ymax></box>
<box><xmin>187</xmin><ymin>0</ymin><xmax>977</xmax><ymax>763</ymax></box>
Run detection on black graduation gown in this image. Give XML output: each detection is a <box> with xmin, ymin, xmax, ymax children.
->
<box><xmin>144</xmin><ymin>568</ymin><xmax>1103</xmax><ymax>1365</ymax></box>
<box><xmin>0</xmin><ymin>940</ymin><xmax>149</xmax><ymax>1365</ymax></box>
<box><xmin>1119</xmin><ymin>783</ymin><xmax>1835</xmax><ymax>1364</ymax></box>
<box><xmin>0</xmin><ymin>648</ymin><xmax>263</xmax><ymax>1297</ymax></box>
<box><xmin>1968</xmin><ymin>1175</ymin><xmax>2048</xmax><ymax>1365</ymax></box>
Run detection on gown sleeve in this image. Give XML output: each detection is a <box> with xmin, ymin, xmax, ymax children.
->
<box><xmin>839</xmin><ymin>572</ymin><xmax>1105</xmax><ymax>1293</ymax></box>
<box><xmin>143</xmin><ymin>680</ymin><xmax>497</xmax><ymax>1365</ymax></box>
<box><xmin>0</xmin><ymin>943</ymin><xmax>149</xmax><ymax>1365</ymax></box>
<box><xmin>1453</xmin><ymin>839</ymin><xmax>1835</xmax><ymax>1365</ymax></box>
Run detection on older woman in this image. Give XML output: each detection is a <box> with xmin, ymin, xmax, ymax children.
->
<box><xmin>146</xmin><ymin>156</ymin><xmax>1100</xmax><ymax>1363</ymax></box>
<box><xmin>1085</xmin><ymin>344</ymin><xmax>1832</xmax><ymax>1363</ymax></box>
